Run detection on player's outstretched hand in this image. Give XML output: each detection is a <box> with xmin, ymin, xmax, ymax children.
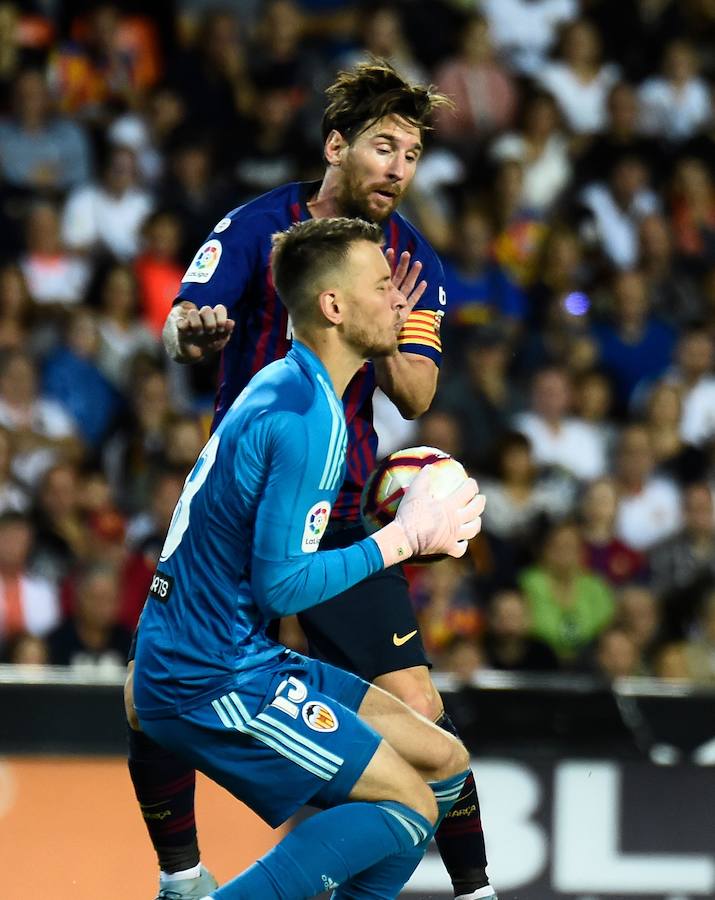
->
<box><xmin>173</xmin><ymin>303</ymin><xmax>235</xmax><ymax>361</ymax></box>
<box><xmin>395</xmin><ymin>466</ymin><xmax>485</xmax><ymax>559</ymax></box>
<box><xmin>386</xmin><ymin>248</ymin><xmax>427</xmax><ymax>329</ymax></box>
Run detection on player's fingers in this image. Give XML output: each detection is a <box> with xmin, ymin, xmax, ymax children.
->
<box><xmin>448</xmin><ymin>477</ymin><xmax>478</xmax><ymax>508</ymax></box>
<box><xmin>405</xmin><ymin>279</ymin><xmax>427</xmax><ymax>311</ymax></box>
<box><xmin>458</xmin><ymin>494</ymin><xmax>485</xmax><ymax>524</ymax></box>
<box><xmin>448</xmin><ymin>540</ymin><xmax>469</xmax><ymax>559</ymax></box>
<box><xmin>400</xmin><ymin>259</ymin><xmax>423</xmax><ymax>297</ymax></box>
<box><xmin>198</xmin><ymin>305</ymin><xmax>219</xmax><ymax>333</ymax></box>
<box><xmin>393</xmin><ymin>250</ymin><xmax>410</xmax><ymax>287</ymax></box>
<box><xmin>177</xmin><ymin>308</ymin><xmax>203</xmax><ymax>333</ymax></box>
<box><xmin>403</xmin><ymin>464</ymin><xmax>434</xmax><ymax>498</ymax></box>
<box><xmin>385</xmin><ymin>247</ymin><xmax>395</xmax><ymax>268</ymax></box>
<box><xmin>458</xmin><ymin>516</ymin><xmax>482</xmax><ymax>541</ymax></box>
<box><xmin>213</xmin><ymin>304</ymin><xmax>231</xmax><ymax>330</ymax></box>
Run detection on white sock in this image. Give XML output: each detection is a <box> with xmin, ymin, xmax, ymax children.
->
<box><xmin>456</xmin><ymin>886</ymin><xmax>496</xmax><ymax>900</ymax></box>
<box><xmin>160</xmin><ymin>863</ymin><xmax>202</xmax><ymax>884</ymax></box>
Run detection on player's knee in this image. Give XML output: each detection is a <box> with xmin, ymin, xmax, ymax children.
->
<box><xmin>397</xmin><ymin>685</ymin><xmax>440</xmax><ymax>721</ymax></box>
<box><xmin>123</xmin><ymin>664</ymin><xmax>141</xmax><ymax>732</ymax></box>
<box><xmin>402</xmin><ymin>778</ymin><xmax>438</xmax><ymax>826</ymax></box>
<box><xmin>428</xmin><ymin>731</ymin><xmax>470</xmax><ymax>781</ymax></box>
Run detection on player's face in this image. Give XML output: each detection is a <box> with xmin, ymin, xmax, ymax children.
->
<box><xmin>341</xmin><ymin>241</ymin><xmax>403</xmax><ymax>357</ymax></box>
<box><xmin>336</xmin><ymin>115</ymin><xmax>422</xmax><ymax>223</ymax></box>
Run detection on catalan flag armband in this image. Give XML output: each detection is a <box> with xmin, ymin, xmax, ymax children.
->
<box><xmin>397</xmin><ymin>308</ymin><xmax>443</xmax><ymax>361</ymax></box>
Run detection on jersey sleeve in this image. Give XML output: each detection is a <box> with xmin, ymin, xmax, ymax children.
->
<box><xmin>175</xmin><ymin>210</ymin><xmax>267</xmax><ymax>316</ymax></box>
<box><xmin>249</xmin><ymin>413</ymin><xmax>383</xmax><ymax>618</ymax></box>
<box><xmin>396</xmin><ymin>236</ymin><xmax>446</xmax><ymax>366</ymax></box>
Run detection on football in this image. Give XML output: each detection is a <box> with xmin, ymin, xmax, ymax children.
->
<box><xmin>360</xmin><ymin>446</ymin><xmax>469</xmax><ymax>561</ymax></box>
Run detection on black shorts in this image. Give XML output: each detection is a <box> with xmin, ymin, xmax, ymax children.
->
<box><xmin>297</xmin><ymin>523</ymin><xmax>431</xmax><ymax>682</ymax></box>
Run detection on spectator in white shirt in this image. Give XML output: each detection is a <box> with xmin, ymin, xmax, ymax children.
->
<box><xmin>480</xmin><ymin>0</ymin><xmax>578</xmax><ymax>77</ymax></box>
<box><xmin>614</xmin><ymin>423</ymin><xmax>681</xmax><ymax>551</ymax></box>
<box><xmin>490</xmin><ymin>89</ymin><xmax>572</xmax><ymax>214</ymax></box>
<box><xmin>513</xmin><ymin>366</ymin><xmax>608</xmax><ymax>481</ymax></box>
<box><xmin>667</xmin><ymin>328</ymin><xmax>715</xmax><ymax>446</ymax></box>
<box><xmin>61</xmin><ymin>145</ymin><xmax>153</xmax><ymax>262</ymax></box>
<box><xmin>538</xmin><ymin>18</ymin><xmax>620</xmax><ymax>135</ymax></box>
<box><xmin>639</xmin><ymin>40</ymin><xmax>712</xmax><ymax>143</ymax></box>
<box><xmin>579</xmin><ymin>154</ymin><xmax>660</xmax><ymax>269</ymax></box>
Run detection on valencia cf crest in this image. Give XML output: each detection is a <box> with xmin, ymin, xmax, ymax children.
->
<box><xmin>302</xmin><ymin>701</ymin><xmax>338</xmax><ymax>732</ymax></box>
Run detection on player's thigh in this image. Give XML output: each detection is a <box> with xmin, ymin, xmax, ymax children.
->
<box><xmin>348</xmin><ymin>737</ymin><xmax>437</xmax><ymax>825</ymax></box>
<box><xmin>373</xmin><ymin>664</ymin><xmax>443</xmax><ymax>721</ymax></box>
<box><xmin>357</xmin><ymin>683</ymin><xmax>468</xmax><ymax>782</ymax></box>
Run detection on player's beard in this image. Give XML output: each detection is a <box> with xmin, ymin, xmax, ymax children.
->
<box><xmin>345</xmin><ymin>318</ymin><xmax>398</xmax><ymax>359</ymax></box>
<box><xmin>337</xmin><ymin>167</ymin><xmax>402</xmax><ymax>223</ymax></box>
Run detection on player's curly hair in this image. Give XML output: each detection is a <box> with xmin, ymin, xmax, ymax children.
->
<box><xmin>321</xmin><ymin>58</ymin><xmax>452</xmax><ymax>143</ymax></box>
<box><xmin>271</xmin><ymin>217</ymin><xmax>383</xmax><ymax>325</ymax></box>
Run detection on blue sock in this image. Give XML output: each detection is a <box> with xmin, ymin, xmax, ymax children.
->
<box><xmin>330</xmin><ymin>771</ymin><xmax>470</xmax><ymax>900</ymax></box>
<box><xmin>209</xmin><ymin>800</ymin><xmax>433</xmax><ymax>900</ymax></box>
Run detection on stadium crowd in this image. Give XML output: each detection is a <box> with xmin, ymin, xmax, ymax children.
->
<box><xmin>1</xmin><ymin>0</ymin><xmax>715</xmax><ymax>686</ymax></box>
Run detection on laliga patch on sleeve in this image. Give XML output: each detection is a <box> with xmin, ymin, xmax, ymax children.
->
<box><xmin>181</xmin><ymin>239</ymin><xmax>223</xmax><ymax>283</ymax></box>
<box><xmin>301</xmin><ymin>500</ymin><xmax>331</xmax><ymax>552</ymax></box>
<box><xmin>214</xmin><ymin>217</ymin><xmax>231</xmax><ymax>233</ymax></box>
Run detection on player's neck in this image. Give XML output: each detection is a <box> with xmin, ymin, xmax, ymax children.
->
<box><xmin>306</xmin><ymin>170</ymin><xmax>342</xmax><ymax>218</ymax></box>
<box><xmin>295</xmin><ymin>331</ymin><xmax>364</xmax><ymax>398</ymax></box>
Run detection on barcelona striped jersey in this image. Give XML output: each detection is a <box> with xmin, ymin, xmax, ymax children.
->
<box><xmin>176</xmin><ymin>181</ymin><xmax>446</xmax><ymax>521</ymax></box>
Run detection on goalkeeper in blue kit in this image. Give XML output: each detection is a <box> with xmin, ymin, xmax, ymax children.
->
<box><xmin>133</xmin><ymin>217</ymin><xmax>485</xmax><ymax>900</ymax></box>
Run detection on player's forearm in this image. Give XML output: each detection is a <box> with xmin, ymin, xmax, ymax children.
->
<box><xmin>373</xmin><ymin>353</ymin><xmax>438</xmax><ymax>419</ymax></box>
<box><xmin>252</xmin><ymin>539</ymin><xmax>384</xmax><ymax>618</ymax></box>
<box><xmin>162</xmin><ymin>301</ymin><xmax>197</xmax><ymax>363</ymax></box>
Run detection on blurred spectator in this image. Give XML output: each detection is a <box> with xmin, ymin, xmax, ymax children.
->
<box><xmin>480</xmin><ymin>430</ymin><xmax>575</xmax><ymax>548</ymax></box>
<box><xmin>412</xmin><ymin>558</ymin><xmax>482</xmax><ymax>660</ymax></box>
<box><xmin>0</xmin><ymin>424</ymin><xmax>27</xmax><ymax>513</ymax></box>
<box><xmin>490</xmin><ymin>159</ymin><xmax>548</xmax><ymax>287</ymax></box>
<box><xmin>0</xmin><ymin>510</ymin><xmax>58</xmax><ymax>653</ymax></box>
<box><xmin>649</xmin><ymin>482</ymin><xmax>715</xmax><ymax>601</ymax></box>
<box><xmin>0</xmin><ymin>3</ymin><xmax>50</xmax><ymax>114</ymax></box>
<box><xmin>684</xmin><ymin>589</ymin><xmax>715</xmax><ymax>684</ymax></box>
<box><xmin>436</xmin><ymin>326</ymin><xmax>521</xmax><ymax>470</ymax></box>
<box><xmin>415</xmin><ymin>409</ymin><xmax>463</xmax><ymax>462</ymax></box>
<box><xmin>0</xmin><ymin>67</ymin><xmax>91</xmax><ymax>193</ymax></box>
<box><xmin>490</xmin><ymin>90</ymin><xmax>571</xmax><ymax>215</ymax></box>
<box><xmin>95</xmin><ymin>263</ymin><xmax>158</xmax><ymax>390</ymax></box>
<box><xmin>580</xmin><ymin>477</ymin><xmax>648</xmax><ymax>587</ymax></box>
<box><xmin>592</xmin><ymin>269</ymin><xmax>676</xmax><ymax>409</ymax></box>
<box><xmin>230</xmin><ymin>81</ymin><xmax>313</xmax><ymax>202</ymax></box>
<box><xmin>440</xmin><ymin>205</ymin><xmax>526</xmax><ymax>338</ymax></box>
<box><xmin>667</xmin><ymin>327</ymin><xmax>715</xmax><ymax>447</ymax></box>
<box><xmin>527</xmin><ymin>228</ymin><xmax>587</xmax><ymax>327</ymax></box>
<box><xmin>5</xmin><ymin>631</ymin><xmax>49</xmax><ymax>665</ymax></box>
<box><xmin>77</xmin><ymin>468</ymin><xmax>126</xmax><ymax>569</ymax></box>
<box><xmin>433</xmin><ymin>12</ymin><xmax>517</xmax><ymax>151</ymax></box>
<box><xmin>574</xmin><ymin>81</ymin><xmax>666</xmax><ymax>187</ymax></box>
<box><xmin>572</xmin><ymin>369</ymin><xmax>617</xmax><ymax>456</ymax></box>
<box><xmin>47</xmin><ymin>562</ymin><xmax>131</xmax><ymax>669</ymax></box>
<box><xmin>519</xmin><ymin>520</ymin><xmax>615</xmax><ymax>664</ymax></box>
<box><xmin>61</xmin><ymin>144</ymin><xmax>153</xmax><ymax>261</ymax></box>
<box><xmin>480</xmin><ymin>0</ymin><xmax>578</xmax><ymax>77</ymax></box>
<box><xmin>41</xmin><ymin>307</ymin><xmax>123</xmax><ymax>450</ymax></box>
<box><xmin>49</xmin><ymin>4</ymin><xmax>161</xmax><ymax>121</ymax></box>
<box><xmin>30</xmin><ymin>461</ymin><xmax>90</xmax><ymax>586</ymax></box>
<box><xmin>0</xmin><ymin>263</ymin><xmax>35</xmax><ymax>351</ymax></box>
<box><xmin>103</xmin><ymin>365</ymin><xmax>173</xmax><ymax>512</ymax></box>
<box><xmin>592</xmin><ymin>625</ymin><xmax>641</xmax><ymax>679</ymax></box>
<box><xmin>652</xmin><ymin>640</ymin><xmax>693</xmax><ymax>680</ymax></box>
<box><xmin>133</xmin><ymin>210</ymin><xmax>184</xmax><ymax>337</ymax></box>
<box><xmin>342</xmin><ymin>3</ymin><xmax>427</xmax><ymax>86</ymax></box>
<box><xmin>579</xmin><ymin>155</ymin><xmax>660</xmax><ymax>269</ymax></box>
<box><xmin>616</xmin><ymin>583</ymin><xmax>662</xmax><ymax>669</ymax></box>
<box><xmin>0</xmin><ymin>348</ymin><xmax>82</xmax><ymax>488</ymax></box>
<box><xmin>644</xmin><ymin>380</ymin><xmax>708</xmax><ymax>484</ymax></box>
<box><xmin>162</xmin><ymin>414</ymin><xmax>206</xmax><ymax>476</ymax></box>
<box><xmin>537</xmin><ymin>18</ymin><xmax>619</xmax><ymax>136</ymax></box>
<box><xmin>638</xmin><ymin>213</ymin><xmax>702</xmax><ymax>328</ymax></box>
<box><xmin>19</xmin><ymin>199</ymin><xmax>91</xmax><ymax>308</ymax></box>
<box><xmin>482</xmin><ymin>587</ymin><xmax>559</xmax><ymax>671</ymax></box>
<box><xmin>439</xmin><ymin>636</ymin><xmax>484</xmax><ymax>683</ymax></box>
<box><xmin>119</xmin><ymin>467</ymin><xmax>184</xmax><ymax>630</ymax></box>
<box><xmin>638</xmin><ymin>40</ymin><xmax>711</xmax><ymax>143</ymax></box>
<box><xmin>669</xmin><ymin>157</ymin><xmax>715</xmax><ymax>270</ymax></box>
<box><xmin>248</xmin><ymin>0</ymin><xmax>308</xmax><ymax>97</ymax></box>
<box><xmin>158</xmin><ymin>137</ymin><xmax>230</xmax><ymax>260</ymax></box>
<box><xmin>513</xmin><ymin>366</ymin><xmax>608</xmax><ymax>480</ymax></box>
<box><xmin>614</xmin><ymin>423</ymin><xmax>681</xmax><ymax>551</ymax></box>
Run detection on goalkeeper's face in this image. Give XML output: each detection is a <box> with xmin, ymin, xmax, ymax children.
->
<box><xmin>340</xmin><ymin>240</ymin><xmax>403</xmax><ymax>358</ymax></box>
<box><xmin>334</xmin><ymin>115</ymin><xmax>422</xmax><ymax>223</ymax></box>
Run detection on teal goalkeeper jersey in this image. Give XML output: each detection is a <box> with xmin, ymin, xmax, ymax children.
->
<box><xmin>133</xmin><ymin>342</ymin><xmax>384</xmax><ymax>719</ymax></box>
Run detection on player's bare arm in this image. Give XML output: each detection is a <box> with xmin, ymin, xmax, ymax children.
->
<box><xmin>374</xmin><ymin>248</ymin><xmax>437</xmax><ymax>418</ymax></box>
<box><xmin>162</xmin><ymin>300</ymin><xmax>235</xmax><ymax>363</ymax></box>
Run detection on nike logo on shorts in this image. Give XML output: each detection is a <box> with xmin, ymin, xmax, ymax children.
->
<box><xmin>392</xmin><ymin>630</ymin><xmax>418</xmax><ymax>646</ymax></box>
